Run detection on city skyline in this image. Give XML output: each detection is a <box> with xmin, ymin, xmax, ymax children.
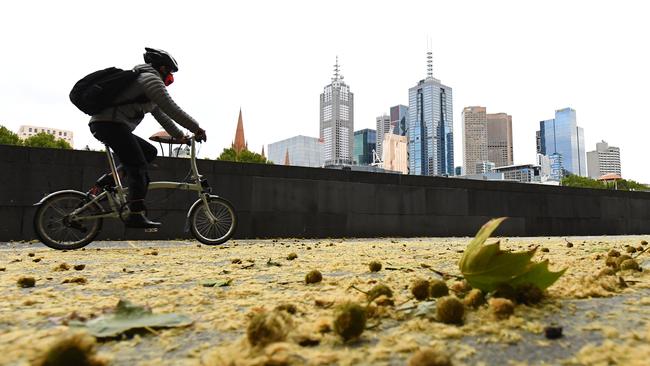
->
<box><xmin>2</xmin><ymin>1</ymin><xmax>648</xmax><ymax>182</ymax></box>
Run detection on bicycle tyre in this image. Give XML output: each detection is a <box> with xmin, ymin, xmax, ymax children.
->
<box><xmin>34</xmin><ymin>191</ymin><xmax>103</xmax><ymax>250</ymax></box>
<box><xmin>189</xmin><ymin>196</ymin><xmax>237</xmax><ymax>245</ymax></box>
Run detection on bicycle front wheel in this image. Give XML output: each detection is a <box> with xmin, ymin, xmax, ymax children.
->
<box><xmin>189</xmin><ymin>196</ymin><xmax>237</xmax><ymax>245</ymax></box>
<box><xmin>34</xmin><ymin>191</ymin><xmax>103</xmax><ymax>250</ymax></box>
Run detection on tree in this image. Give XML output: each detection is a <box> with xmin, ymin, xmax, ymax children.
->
<box><xmin>217</xmin><ymin>147</ymin><xmax>271</xmax><ymax>164</ymax></box>
<box><xmin>561</xmin><ymin>174</ymin><xmax>649</xmax><ymax>192</ymax></box>
<box><xmin>22</xmin><ymin>132</ymin><xmax>72</xmax><ymax>149</ymax></box>
<box><xmin>0</xmin><ymin>125</ymin><xmax>21</xmax><ymax>146</ymax></box>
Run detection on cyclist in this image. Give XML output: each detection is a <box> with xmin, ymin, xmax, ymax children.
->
<box><xmin>88</xmin><ymin>47</ymin><xmax>207</xmax><ymax>228</ymax></box>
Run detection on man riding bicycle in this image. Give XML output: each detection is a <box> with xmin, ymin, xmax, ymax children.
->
<box><xmin>88</xmin><ymin>47</ymin><xmax>207</xmax><ymax>229</ymax></box>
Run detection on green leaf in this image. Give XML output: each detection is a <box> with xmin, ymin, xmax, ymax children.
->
<box><xmin>458</xmin><ymin>218</ymin><xmax>566</xmax><ymax>292</ymax></box>
<box><xmin>70</xmin><ymin>299</ymin><xmax>192</xmax><ymax>338</ymax></box>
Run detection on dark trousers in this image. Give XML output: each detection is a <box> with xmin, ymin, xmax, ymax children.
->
<box><xmin>90</xmin><ymin>122</ymin><xmax>157</xmax><ymax>212</ymax></box>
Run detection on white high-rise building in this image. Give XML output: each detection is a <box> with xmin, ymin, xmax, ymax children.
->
<box><xmin>587</xmin><ymin>140</ymin><xmax>621</xmax><ymax>178</ymax></box>
<box><xmin>375</xmin><ymin>114</ymin><xmax>391</xmax><ymax>160</ymax></box>
<box><xmin>320</xmin><ymin>57</ymin><xmax>354</xmax><ymax>166</ymax></box>
<box><xmin>18</xmin><ymin>125</ymin><xmax>74</xmax><ymax>146</ymax></box>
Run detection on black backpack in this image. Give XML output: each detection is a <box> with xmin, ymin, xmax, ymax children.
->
<box><xmin>69</xmin><ymin>67</ymin><xmax>141</xmax><ymax>115</ymax></box>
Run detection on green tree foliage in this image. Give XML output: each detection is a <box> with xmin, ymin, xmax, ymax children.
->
<box><xmin>561</xmin><ymin>174</ymin><xmax>649</xmax><ymax>191</ymax></box>
<box><xmin>217</xmin><ymin>147</ymin><xmax>271</xmax><ymax>164</ymax></box>
<box><xmin>22</xmin><ymin>132</ymin><xmax>72</xmax><ymax>149</ymax></box>
<box><xmin>0</xmin><ymin>125</ymin><xmax>22</xmax><ymax>146</ymax></box>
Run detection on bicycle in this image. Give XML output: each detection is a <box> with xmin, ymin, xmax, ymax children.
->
<box><xmin>33</xmin><ymin>136</ymin><xmax>237</xmax><ymax>250</ymax></box>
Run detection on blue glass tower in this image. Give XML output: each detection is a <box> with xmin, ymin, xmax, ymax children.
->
<box><xmin>353</xmin><ymin>129</ymin><xmax>376</xmax><ymax>165</ymax></box>
<box><xmin>407</xmin><ymin>53</ymin><xmax>454</xmax><ymax>176</ymax></box>
<box><xmin>538</xmin><ymin>107</ymin><xmax>586</xmax><ymax>177</ymax></box>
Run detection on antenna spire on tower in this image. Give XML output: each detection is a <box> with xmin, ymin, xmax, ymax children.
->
<box><xmin>426</xmin><ymin>37</ymin><xmax>433</xmax><ymax>79</ymax></box>
<box><xmin>332</xmin><ymin>55</ymin><xmax>343</xmax><ymax>83</ymax></box>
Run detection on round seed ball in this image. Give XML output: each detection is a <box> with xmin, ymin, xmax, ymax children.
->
<box><xmin>463</xmin><ymin>289</ymin><xmax>486</xmax><ymax>308</ymax></box>
<box><xmin>305</xmin><ymin>270</ymin><xmax>322</xmax><ymax>284</ymax></box>
<box><xmin>490</xmin><ymin>298</ymin><xmax>515</xmax><ymax>319</ymax></box>
<box><xmin>411</xmin><ymin>279</ymin><xmax>430</xmax><ymax>301</ymax></box>
<box><xmin>17</xmin><ymin>276</ymin><xmax>35</xmax><ymax>288</ymax></box>
<box><xmin>615</xmin><ymin>255</ymin><xmax>632</xmax><ymax>267</ymax></box>
<box><xmin>492</xmin><ymin>284</ymin><xmax>517</xmax><ymax>302</ymax></box>
<box><xmin>367</xmin><ymin>284</ymin><xmax>393</xmax><ymax>301</ymax></box>
<box><xmin>598</xmin><ymin>267</ymin><xmax>616</xmax><ymax>277</ymax></box>
<box><xmin>449</xmin><ymin>280</ymin><xmax>471</xmax><ymax>296</ymax></box>
<box><xmin>34</xmin><ymin>332</ymin><xmax>102</xmax><ymax>366</ymax></box>
<box><xmin>429</xmin><ymin>279</ymin><xmax>449</xmax><ymax>298</ymax></box>
<box><xmin>408</xmin><ymin>347</ymin><xmax>452</xmax><ymax>366</ymax></box>
<box><xmin>368</xmin><ymin>261</ymin><xmax>382</xmax><ymax>272</ymax></box>
<box><xmin>286</xmin><ymin>253</ymin><xmax>298</xmax><ymax>260</ymax></box>
<box><xmin>515</xmin><ymin>284</ymin><xmax>544</xmax><ymax>305</ymax></box>
<box><xmin>333</xmin><ymin>302</ymin><xmax>366</xmax><ymax>341</ymax></box>
<box><xmin>246</xmin><ymin>311</ymin><xmax>292</xmax><ymax>347</ymax></box>
<box><xmin>625</xmin><ymin>246</ymin><xmax>637</xmax><ymax>254</ymax></box>
<box><xmin>607</xmin><ymin>249</ymin><xmax>621</xmax><ymax>258</ymax></box>
<box><xmin>620</xmin><ymin>259</ymin><xmax>640</xmax><ymax>271</ymax></box>
<box><xmin>436</xmin><ymin>296</ymin><xmax>464</xmax><ymax>325</ymax></box>
<box><xmin>641</xmin><ymin>240</ymin><xmax>648</xmax><ymax>246</ymax></box>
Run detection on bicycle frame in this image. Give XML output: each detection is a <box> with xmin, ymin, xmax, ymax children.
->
<box><xmin>65</xmin><ymin>137</ymin><xmax>218</xmax><ymax>223</ymax></box>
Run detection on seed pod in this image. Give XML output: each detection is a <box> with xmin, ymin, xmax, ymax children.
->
<box><xmin>620</xmin><ymin>259</ymin><xmax>640</xmax><ymax>271</ymax></box>
<box><xmin>625</xmin><ymin>246</ymin><xmax>637</xmax><ymax>254</ymax></box>
<box><xmin>490</xmin><ymin>298</ymin><xmax>515</xmax><ymax>319</ymax></box>
<box><xmin>607</xmin><ymin>249</ymin><xmax>620</xmax><ymax>258</ymax></box>
<box><xmin>247</xmin><ymin>310</ymin><xmax>292</xmax><ymax>347</ymax></box>
<box><xmin>515</xmin><ymin>284</ymin><xmax>544</xmax><ymax>305</ymax></box>
<box><xmin>33</xmin><ymin>333</ymin><xmax>105</xmax><ymax>366</ymax></box>
<box><xmin>615</xmin><ymin>255</ymin><xmax>632</xmax><ymax>267</ymax></box>
<box><xmin>367</xmin><ymin>284</ymin><xmax>393</xmax><ymax>301</ymax></box>
<box><xmin>333</xmin><ymin>302</ymin><xmax>366</xmax><ymax>341</ymax></box>
<box><xmin>429</xmin><ymin>280</ymin><xmax>450</xmax><ymax>298</ymax></box>
<box><xmin>368</xmin><ymin>261</ymin><xmax>382</xmax><ymax>272</ymax></box>
<box><xmin>492</xmin><ymin>284</ymin><xmax>517</xmax><ymax>302</ymax></box>
<box><xmin>641</xmin><ymin>240</ymin><xmax>648</xmax><ymax>246</ymax></box>
<box><xmin>449</xmin><ymin>280</ymin><xmax>471</xmax><ymax>296</ymax></box>
<box><xmin>305</xmin><ymin>270</ymin><xmax>322</xmax><ymax>284</ymax></box>
<box><xmin>436</xmin><ymin>296</ymin><xmax>464</xmax><ymax>325</ymax></box>
<box><xmin>605</xmin><ymin>256</ymin><xmax>619</xmax><ymax>269</ymax></box>
<box><xmin>598</xmin><ymin>267</ymin><xmax>616</xmax><ymax>277</ymax></box>
<box><xmin>544</xmin><ymin>325</ymin><xmax>563</xmax><ymax>339</ymax></box>
<box><xmin>17</xmin><ymin>276</ymin><xmax>36</xmax><ymax>288</ymax></box>
<box><xmin>408</xmin><ymin>347</ymin><xmax>452</xmax><ymax>366</ymax></box>
<box><xmin>286</xmin><ymin>253</ymin><xmax>298</xmax><ymax>260</ymax></box>
<box><xmin>411</xmin><ymin>279</ymin><xmax>430</xmax><ymax>301</ymax></box>
<box><xmin>463</xmin><ymin>289</ymin><xmax>485</xmax><ymax>308</ymax></box>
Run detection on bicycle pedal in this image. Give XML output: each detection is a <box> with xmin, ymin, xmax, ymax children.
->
<box><xmin>144</xmin><ymin>228</ymin><xmax>159</xmax><ymax>233</ymax></box>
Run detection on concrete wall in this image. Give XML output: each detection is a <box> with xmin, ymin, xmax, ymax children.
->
<box><xmin>2</xmin><ymin>144</ymin><xmax>650</xmax><ymax>242</ymax></box>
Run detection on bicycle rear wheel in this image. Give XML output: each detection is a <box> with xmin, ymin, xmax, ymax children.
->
<box><xmin>189</xmin><ymin>196</ymin><xmax>237</xmax><ymax>245</ymax></box>
<box><xmin>34</xmin><ymin>191</ymin><xmax>103</xmax><ymax>250</ymax></box>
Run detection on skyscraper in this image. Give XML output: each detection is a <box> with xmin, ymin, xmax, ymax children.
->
<box><xmin>587</xmin><ymin>140</ymin><xmax>621</xmax><ymax>179</ymax></box>
<box><xmin>382</xmin><ymin>133</ymin><xmax>408</xmax><ymax>174</ymax></box>
<box><xmin>487</xmin><ymin>112</ymin><xmax>513</xmax><ymax>167</ymax></box>
<box><xmin>353</xmin><ymin>129</ymin><xmax>377</xmax><ymax>165</ymax></box>
<box><xmin>375</xmin><ymin>114</ymin><xmax>391</xmax><ymax>160</ymax></box>
<box><xmin>320</xmin><ymin>57</ymin><xmax>354</xmax><ymax>166</ymax></box>
<box><xmin>408</xmin><ymin>52</ymin><xmax>454</xmax><ymax>176</ymax></box>
<box><xmin>537</xmin><ymin>107</ymin><xmax>586</xmax><ymax>177</ymax></box>
<box><xmin>390</xmin><ymin>105</ymin><xmax>409</xmax><ymax>136</ymax></box>
<box><xmin>462</xmin><ymin>106</ymin><xmax>488</xmax><ymax>175</ymax></box>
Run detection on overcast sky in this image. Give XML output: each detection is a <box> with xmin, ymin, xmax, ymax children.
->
<box><xmin>2</xmin><ymin>0</ymin><xmax>649</xmax><ymax>182</ymax></box>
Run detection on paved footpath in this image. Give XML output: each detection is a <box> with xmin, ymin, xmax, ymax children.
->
<box><xmin>1</xmin><ymin>237</ymin><xmax>649</xmax><ymax>365</ymax></box>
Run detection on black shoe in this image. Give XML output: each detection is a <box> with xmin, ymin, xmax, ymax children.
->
<box><xmin>124</xmin><ymin>212</ymin><xmax>161</xmax><ymax>229</ymax></box>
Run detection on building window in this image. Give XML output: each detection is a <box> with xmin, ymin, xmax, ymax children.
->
<box><xmin>29</xmin><ymin>128</ymin><xmax>32</xmax><ymax>132</ymax></box>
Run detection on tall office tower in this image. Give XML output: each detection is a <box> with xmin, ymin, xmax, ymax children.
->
<box><xmin>268</xmin><ymin>135</ymin><xmax>324</xmax><ymax>167</ymax></box>
<box><xmin>320</xmin><ymin>57</ymin><xmax>354</xmax><ymax>166</ymax></box>
<box><xmin>375</xmin><ymin>114</ymin><xmax>391</xmax><ymax>160</ymax></box>
<box><xmin>587</xmin><ymin>140</ymin><xmax>622</xmax><ymax>178</ymax></box>
<box><xmin>462</xmin><ymin>106</ymin><xmax>488</xmax><ymax>175</ymax></box>
<box><xmin>390</xmin><ymin>105</ymin><xmax>409</xmax><ymax>136</ymax></box>
<box><xmin>353</xmin><ymin>129</ymin><xmax>377</xmax><ymax>165</ymax></box>
<box><xmin>487</xmin><ymin>112</ymin><xmax>513</xmax><ymax>167</ymax></box>
<box><xmin>536</xmin><ymin>107</ymin><xmax>586</xmax><ymax>176</ymax></box>
<box><xmin>408</xmin><ymin>51</ymin><xmax>454</xmax><ymax>176</ymax></box>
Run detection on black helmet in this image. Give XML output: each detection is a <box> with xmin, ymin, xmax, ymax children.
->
<box><xmin>143</xmin><ymin>47</ymin><xmax>179</xmax><ymax>72</ymax></box>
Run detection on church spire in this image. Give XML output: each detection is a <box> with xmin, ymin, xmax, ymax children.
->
<box><xmin>232</xmin><ymin>108</ymin><xmax>247</xmax><ymax>153</ymax></box>
<box><xmin>283</xmin><ymin>148</ymin><xmax>290</xmax><ymax>166</ymax></box>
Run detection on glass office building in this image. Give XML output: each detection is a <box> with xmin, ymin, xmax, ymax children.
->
<box><xmin>408</xmin><ymin>75</ymin><xmax>454</xmax><ymax>176</ymax></box>
<box><xmin>268</xmin><ymin>135</ymin><xmax>324</xmax><ymax>167</ymax></box>
<box><xmin>353</xmin><ymin>129</ymin><xmax>376</xmax><ymax>165</ymax></box>
<box><xmin>537</xmin><ymin>107</ymin><xmax>586</xmax><ymax>176</ymax></box>
<box><xmin>390</xmin><ymin>105</ymin><xmax>409</xmax><ymax>136</ymax></box>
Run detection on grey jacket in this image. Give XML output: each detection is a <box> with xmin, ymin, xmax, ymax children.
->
<box><xmin>89</xmin><ymin>64</ymin><xmax>199</xmax><ymax>139</ymax></box>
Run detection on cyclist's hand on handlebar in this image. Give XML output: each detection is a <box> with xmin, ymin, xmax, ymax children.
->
<box><xmin>195</xmin><ymin>128</ymin><xmax>207</xmax><ymax>143</ymax></box>
<box><xmin>179</xmin><ymin>135</ymin><xmax>191</xmax><ymax>145</ymax></box>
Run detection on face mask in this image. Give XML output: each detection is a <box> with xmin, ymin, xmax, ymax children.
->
<box><xmin>164</xmin><ymin>73</ymin><xmax>174</xmax><ymax>86</ymax></box>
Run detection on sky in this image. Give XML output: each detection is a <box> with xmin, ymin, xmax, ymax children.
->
<box><xmin>2</xmin><ymin>0</ymin><xmax>649</xmax><ymax>182</ymax></box>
